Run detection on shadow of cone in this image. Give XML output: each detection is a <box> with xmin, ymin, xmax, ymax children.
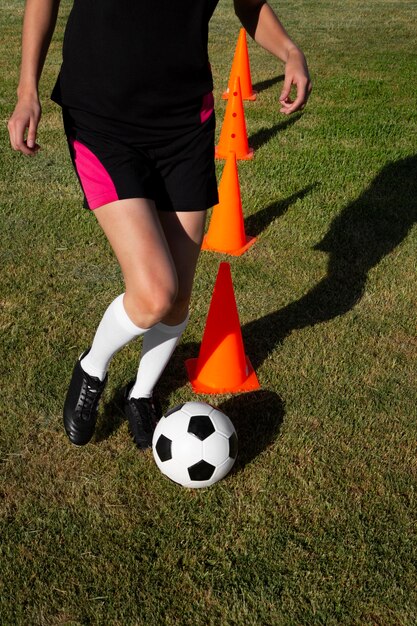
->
<box><xmin>186</xmin><ymin>262</ymin><xmax>260</xmax><ymax>394</ymax></box>
<box><xmin>202</xmin><ymin>151</ymin><xmax>257</xmax><ymax>255</ymax></box>
<box><xmin>223</xmin><ymin>28</ymin><xmax>257</xmax><ymax>101</ymax></box>
<box><xmin>216</xmin><ymin>76</ymin><xmax>254</xmax><ymax>161</ymax></box>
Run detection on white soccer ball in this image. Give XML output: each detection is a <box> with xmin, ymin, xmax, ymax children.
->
<box><xmin>152</xmin><ymin>402</ymin><xmax>238</xmax><ymax>488</ymax></box>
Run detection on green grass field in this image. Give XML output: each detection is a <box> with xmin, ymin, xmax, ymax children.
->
<box><xmin>1</xmin><ymin>0</ymin><xmax>416</xmax><ymax>624</ymax></box>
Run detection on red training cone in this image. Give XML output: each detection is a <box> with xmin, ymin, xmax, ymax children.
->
<box><xmin>186</xmin><ymin>262</ymin><xmax>260</xmax><ymax>394</ymax></box>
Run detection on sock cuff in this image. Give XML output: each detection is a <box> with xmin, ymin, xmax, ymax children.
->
<box><xmin>155</xmin><ymin>313</ymin><xmax>190</xmax><ymax>335</ymax></box>
<box><xmin>112</xmin><ymin>293</ymin><xmax>148</xmax><ymax>336</ymax></box>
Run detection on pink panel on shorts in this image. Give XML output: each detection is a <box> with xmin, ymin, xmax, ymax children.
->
<box><xmin>200</xmin><ymin>92</ymin><xmax>214</xmax><ymax>124</ymax></box>
<box><xmin>70</xmin><ymin>138</ymin><xmax>119</xmax><ymax>210</ymax></box>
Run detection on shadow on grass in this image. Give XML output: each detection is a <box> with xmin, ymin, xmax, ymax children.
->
<box><xmin>242</xmin><ymin>154</ymin><xmax>417</xmax><ymax>368</ymax></box>
<box><xmin>252</xmin><ymin>74</ymin><xmax>284</xmax><ymax>93</ymax></box>
<box><xmin>245</xmin><ymin>184</ymin><xmax>317</xmax><ymax>237</ymax></box>
<box><xmin>249</xmin><ymin>113</ymin><xmax>302</xmax><ymax>151</ymax></box>
<box><xmin>95</xmin><ymin>387</ymin><xmax>126</xmax><ymax>443</ymax></box>
<box><xmin>218</xmin><ymin>390</ymin><xmax>284</xmax><ymax>469</ymax></box>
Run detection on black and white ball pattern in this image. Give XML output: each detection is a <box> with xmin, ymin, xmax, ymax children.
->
<box><xmin>152</xmin><ymin>402</ymin><xmax>238</xmax><ymax>488</ymax></box>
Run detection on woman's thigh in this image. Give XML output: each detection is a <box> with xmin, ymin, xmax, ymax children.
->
<box><xmin>158</xmin><ymin>210</ymin><xmax>207</xmax><ymax>323</ymax></box>
<box><xmin>93</xmin><ymin>197</ymin><xmax>178</xmax><ymax>328</ymax></box>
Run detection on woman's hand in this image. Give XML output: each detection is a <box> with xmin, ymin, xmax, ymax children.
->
<box><xmin>279</xmin><ymin>47</ymin><xmax>312</xmax><ymax>115</ymax></box>
<box><xmin>8</xmin><ymin>94</ymin><xmax>42</xmax><ymax>156</ymax></box>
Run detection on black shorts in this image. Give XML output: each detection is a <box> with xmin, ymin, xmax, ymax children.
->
<box><xmin>62</xmin><ymin>94</ymin><xmax>218</xmax><ymax>212</ymax></box>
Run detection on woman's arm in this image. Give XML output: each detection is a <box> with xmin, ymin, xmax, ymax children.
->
<box><xmin>8</xmin><ymin>0</ymin><xmax>61</xmax><ymax>155</ymax></box>
<box><xmin>233</xmin><ymin>0</ymin><xmax>312</xmax><ymax>114</ymax></box>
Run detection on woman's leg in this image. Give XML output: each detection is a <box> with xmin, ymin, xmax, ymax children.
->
<box><xmin>64</xmin><ymin>197</ymin><xmax>178</xmax><ymax>446</ymax></box>
<box><xmin>80</xmin><ymin>197</ymin><xmax>178</xmax><ymax>378</ymax></box>
<box><xmin>127</xmin><ymin>210</ymin><xmax>206</xmax><ymax>400</ymax></box>
<box><xmin>94</xmin><ymin>198</ymin><xmax>178</xmax><ymax>327</ymax></box>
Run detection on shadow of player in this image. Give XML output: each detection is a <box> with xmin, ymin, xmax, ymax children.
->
<box><xmin>242</xmin><ymin>154</ymin><xmax>417</xmax><ymax>369</ymax></box>
<box><xmin>96</xmin><ymin>155</ymin><xmax>417</xmax><ymax>445</ymax></box>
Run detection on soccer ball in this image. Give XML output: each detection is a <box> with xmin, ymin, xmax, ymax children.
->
<box><xmin>152</xmin><ymin>402</ymin><xmax>238</xmax><ymax>488</ymax></box>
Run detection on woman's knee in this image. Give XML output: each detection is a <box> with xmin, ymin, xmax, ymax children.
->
<box><xmin>161</xmin><ymin>289</ymin><xmax>191</xmax><ymax>325</ymax></box>
<box><xmin>124</xmin><ymin>281</ymin><xmax>177</xmax><ymax>328</ymax></box>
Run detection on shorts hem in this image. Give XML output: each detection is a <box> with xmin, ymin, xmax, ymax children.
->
<box><xmin>85</xmin><ymin>196</ymin><xmax>217</xmax><ymax>212</ymax></box>
<box><xmin>87</xmin><ymin>193</ymin><xmax>120</xmax><ymax>210</ymax></box>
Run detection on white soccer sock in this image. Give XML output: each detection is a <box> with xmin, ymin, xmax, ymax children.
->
<box><xmin>81</xmin><ymin>293</ymin><xmax>148</xmax><ymax>381</ymax></box>
<box><xmin>129</xmin><ymin>314</ymin><xmax>189</xmax><ymax>399</ymax></box>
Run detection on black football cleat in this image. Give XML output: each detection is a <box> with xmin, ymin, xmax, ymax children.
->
<box><xmin>63</xmin><ymin>349</ymin><xmax>108</xmax><ymax>446</ymax></box>
<box><xmin>123</xmin><ymin>382</ymin><xmax>162</xmax><ymax>450</ymax></box>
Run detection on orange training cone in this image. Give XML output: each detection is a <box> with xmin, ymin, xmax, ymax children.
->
<box><xmin>215</xmin><ymin>76</ymin><xmax>254</xmax><ymax>161</ymax></box>
<box><xmin>202</xmin><ymin>151</ymin><xmax>257</xmax><ymax>256</ymax></box>
<box><xmin>186</xmin><ymin>262</ymin><xmax>260</xmax><ymax>394</ymax></box>
<box><xmin>223</xmin><ymin>29</ymin><xmax>257</xmax><ymax>101</ymax></box>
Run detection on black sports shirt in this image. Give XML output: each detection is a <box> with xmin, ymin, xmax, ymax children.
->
<box><xmin>52</xmin><ymin>0</ymin><xmax>219</xmax><ymax>125</ymax></box>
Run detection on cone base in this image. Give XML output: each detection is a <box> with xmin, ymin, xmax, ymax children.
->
<box><xmin>215</xmin><ymin>147</ymin><xmax>254</xmax><ymax>161</ymax></box>
<box><xmin>201</xmin><ymin>234</ymin><xmax>257</xmax><ymax>256</ymax></box>
<box><xmin>185</xmin><ymin>356</ymin><xmax>261</xmax><ymax>395</ymax></box>
<box><xmin>222</xmin><ymin>89</ymin><xmax>257</xmax><ymax>101</ymax></box>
